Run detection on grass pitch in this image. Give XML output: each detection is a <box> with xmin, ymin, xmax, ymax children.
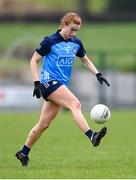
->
<box><xmin>0</xmin><ymin>110</ymin><xmax>136</xmax><ymax>178</ymax></box>
<box><xmin>1</xmin><ymin>23</ymin><xmax>136</xmax><ymax>72</ymax></box>
<box><xmin>0</xmin><ymin>23</ymin><xmax>136</xmax><ymax>51</ymax></box>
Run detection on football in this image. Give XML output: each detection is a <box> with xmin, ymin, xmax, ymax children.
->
<box><xmin>90</xmin><ymin>104</ymin><xmax>111</xmax><ymax>124</ymax></box>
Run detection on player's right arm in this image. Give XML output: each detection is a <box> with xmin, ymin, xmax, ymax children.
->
<box><xmin>30</xmin><ymin>36</ymin><xmax>51</xmax><ymax>99</ymax></box>
<box><xmin>30</xmin><ymin>51</ymin><xmax>42</xmax><ymax>82</ymax></box>
<box><xmin>30</xmin><ymin>51</ymin><xmax>44</xmax><ymax>99</ymax></box>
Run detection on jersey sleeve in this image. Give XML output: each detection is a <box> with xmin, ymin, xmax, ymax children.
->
<box><xmin>36</xmin><ymin>37</ymin><xmax>51</xmax><ymax>56</ymax></box>
<box><xmin>76</xmin><ymin>39</ymin><xmax>86</xmax><ymax>57</ymax></box>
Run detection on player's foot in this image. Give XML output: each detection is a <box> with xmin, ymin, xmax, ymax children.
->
<box><xmin>15</xmin><ymin>151</ymin><xmax>29</xmax><ymax>166</ymax></box>
<box><xmin>91</xmin><ymin>127</ymin><xmax>107</xmax><ymax>147</ymax></box>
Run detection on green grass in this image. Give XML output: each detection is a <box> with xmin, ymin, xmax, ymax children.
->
<box><xmin>0</xmin><ymin>23</ymin><xmax>136</xmax><ymax>51</ymax></box>
<box><xmin>1</xmin><ymin>23</ymin><xmax>136</xmax><ymax>72</ymax></box>
<box><xmin>0</xmin><ymin>110</ymin><xmax>136</xmax><ymax>178</ymax></box>
<box><xmin>20</xmin><ymin>0</ymin><xmax>78</xmax><ymax>10</ymax></box>
<box><xmin>20</xmin><ymin>0</ymin><xmax>108</xmax><ymax>13</ymax></box>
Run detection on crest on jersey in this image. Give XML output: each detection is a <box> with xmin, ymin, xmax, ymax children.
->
<box><xmin>65</xmin><ymin>48</ymin><xmax>69</xmax><ymax>54</ymax></box>
<box><xmin>72</xmin><ymin>47</ymin><xmax>76</xmax><ymax>54</ymax></box>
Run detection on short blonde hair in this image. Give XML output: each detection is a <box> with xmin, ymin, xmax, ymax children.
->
<box><xmin>60</xmin><ymin>12</ymin><xmax>81</xmax><ymax>28</ymax></box>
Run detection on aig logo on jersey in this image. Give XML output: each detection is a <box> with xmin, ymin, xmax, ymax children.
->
<box><xmin>57</xmin><ymin>56</ymin><xmax>74</xmax><ymax>66</ymax></box>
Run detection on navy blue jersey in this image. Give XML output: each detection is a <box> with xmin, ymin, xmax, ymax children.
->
<box><xmin>36</xmin><ymin>30</ymin><xmax>86</xmax><ymax>86</ymax></box>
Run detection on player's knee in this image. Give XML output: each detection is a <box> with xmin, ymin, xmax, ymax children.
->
<box><xmin>38</xmin><ymin>122</ymin><xmax>50</xmax><ymax>132</ymax></box>
<box><xmin>69</xmin><ymin>99</ymin><xmax>81</xmax><ymax>111</ymax></box>
<box><xmin>75</xmin><ymin>101</ymin><xmax>81</xmax><ymax>110</ymax></box>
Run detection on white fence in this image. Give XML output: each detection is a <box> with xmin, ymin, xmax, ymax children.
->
<box><xmin>0</xmin><ymin>70</ymin><xmax>136</xmax><ymax>111</ymax></box>
<box><xmin>71</xmin><ymin>70</ymin><xmax>136</xmax><ymax>111</ymax></box>
<box><xmin>0</xmin><ymin>85</ymin><xmax>41</xmax><ymax>111</ymax></box>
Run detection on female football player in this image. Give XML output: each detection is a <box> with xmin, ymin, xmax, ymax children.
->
<box><xmin>15</xmin><ymin>12</ymin><xmax>110</xmax><ymax>166</ymax></box>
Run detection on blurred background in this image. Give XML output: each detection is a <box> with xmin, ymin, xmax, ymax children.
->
<box><xmin>0</xmin><ymin>0</ymin><xmax>136</xmax><ymax>112</ymax></box>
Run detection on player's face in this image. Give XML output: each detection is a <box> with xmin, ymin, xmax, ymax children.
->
<box><xmin>62</xmin><ymin>22</ymin><xmax>81</xmax><ymax>40</ymax></box>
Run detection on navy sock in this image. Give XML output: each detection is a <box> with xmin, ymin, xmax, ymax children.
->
<box><xmin>85</xmin><ymin>129</ymin><xmax>94</xmax><ymax>140</ymax></box>
<box><xmin>21</xmin><ymin>145</ymin><xmax>31</xmax><ymax>156</ymax></box>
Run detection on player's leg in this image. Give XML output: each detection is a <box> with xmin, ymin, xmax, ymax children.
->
<box><xmin>48</xmin><ymin>85</ymin><xmax>90</xmax><ymax>132</ymax></box>
<box><xmin>16</xmin><ymin>101</ymin><xmax>60</xmax><ymax>166</ymax></box>
<box><xmin>48</xmin><ymin>85</ymin><xmax>107</xmax><ymax>146</ymax></box>
<box><xmin>25</xmin><ymin>101</ymin><xmax>60</xmax><ymax>148</ymax></box>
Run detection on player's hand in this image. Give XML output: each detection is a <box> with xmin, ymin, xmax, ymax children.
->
<box><xmin>33</xmin><ymin>81</ymin><xmax>43</xmax><ymax>98</ymax></box>
<box><xmin>96</xmin><ymin>73</ymin><xmax>110</xmax><ymax>87</ymax></box>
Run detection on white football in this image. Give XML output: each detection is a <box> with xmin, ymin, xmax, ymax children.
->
<box><xmin>90</xmin><ymin>104</ymin><xmax>111</xmax><ymax>124</ymax></box>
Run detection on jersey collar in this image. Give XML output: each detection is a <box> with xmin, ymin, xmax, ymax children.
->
<box><xmin>56</xmin><ymin>29</ymin><xmax>70</xmax><ymax>42</ymax></box>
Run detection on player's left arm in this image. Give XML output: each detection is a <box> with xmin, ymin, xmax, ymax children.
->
<box><xmin>79</xmin><ymin>54</ymin><xmax>99</xmax><ymax>75</ymax></box>
<box><xmin>79</xmin><ymin>55</ymin><xmax>110</xmax><ymax>87</ymax></box>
